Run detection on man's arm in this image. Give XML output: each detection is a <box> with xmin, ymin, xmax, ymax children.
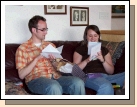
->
<box><xmin>18</xmin><ymin>55</ymin><xmax>44</xmax><ymax>79</ymax></box>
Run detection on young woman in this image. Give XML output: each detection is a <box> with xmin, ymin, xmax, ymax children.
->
<box><xmin>73</xmin><ymin>25</ymin><xmax>125</xmax><ymax>95</ymax></box>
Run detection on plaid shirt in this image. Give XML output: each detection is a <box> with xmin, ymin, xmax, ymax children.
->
<box><xmin>15</xmin><ymin>38</ymin><xmax>61</xmax><ymax>83</ymax></box>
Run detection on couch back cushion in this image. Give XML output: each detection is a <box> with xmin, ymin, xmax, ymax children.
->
<box><xmin>51</xmin><ymin>41</ymin><xmax>82</xmax><ymax>62</ymax></box>
<box><xmin>5</xmin><ymin>44</ymin><xmax>20</xmax><ymax>70</ymax></box>
<box><xmin>5</xmin><ymin>44</ymin><xmax>20</xmax><ymax>82</ymax></box>
<box><xmin>114</xmin><ymin>48</ymin><xmax>125</xmax><ymax>73</ymax></box>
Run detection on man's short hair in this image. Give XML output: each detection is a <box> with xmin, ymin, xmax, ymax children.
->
<box><xmin>28</xmin><ymin>15</ymin><xmax>46</xmax><ymax>33</ymax></box>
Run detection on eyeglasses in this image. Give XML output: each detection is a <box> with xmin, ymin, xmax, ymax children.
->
<box><xmin>35</xmin><ymin>27</ymin><xmax>48</xmax><ymax>32</ymax></box>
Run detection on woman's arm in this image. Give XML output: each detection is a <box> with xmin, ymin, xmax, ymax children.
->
<box><xmin>73</xmin><ymin>52</ymin><xmax>90</xmax><ymax>70</ymax></box>
<box><xmin>97</xmin><ymin>52</ymin><xmax>114</xmax><ymax>74</ymax></box>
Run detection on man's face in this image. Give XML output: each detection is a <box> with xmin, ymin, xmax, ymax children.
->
<box><xmin>34</xmin><ymin>20</ymin><xmax>48</xmax><ymax>41</ymax></box>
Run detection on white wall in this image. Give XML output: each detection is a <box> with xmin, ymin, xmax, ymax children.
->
<box><xmin>5</xmin><ymin>5</ymin><xmax>124</xmax><ymax>43</ymax></box>
<box><xmin>111</xmin><ymin>18</ymin><xmax>125</xmax><ymax>30</ymax></box>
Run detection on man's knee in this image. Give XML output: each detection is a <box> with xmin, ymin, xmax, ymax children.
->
<box><xmin>45</xmin><ymin>82</ymin><xmax>63</xmax><ymax>95</ymax></box>
<box><xmin>68</xmin><ymin>77</ymin><xmax>85</xmax><ymax>95</ymax></box>
<box><xmin>72</xmin><ymin>77</ymin><xmax>85</xmax><ymax>87</ymax></box>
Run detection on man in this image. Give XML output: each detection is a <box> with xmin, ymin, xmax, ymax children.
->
<box><xmin>15</xmin><ymin>15</ymin><xmax>85</xmax><ymax>95</ymax></box>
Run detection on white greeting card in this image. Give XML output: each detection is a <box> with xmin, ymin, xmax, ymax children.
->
<box><xmin>88</xmin><ymin>42</ymin><xmax>101</xmax><ymax>61</ymax></box>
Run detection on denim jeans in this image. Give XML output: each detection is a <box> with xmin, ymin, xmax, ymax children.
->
<box><xmin>85</xmin><ymin>72</ymin><xmax>125</xmax><ymax>95</ymax></box>
<box><xmin>27</xmin><ymin>76</ymin><xmax>85</xmax><ymax>95</ymax></box>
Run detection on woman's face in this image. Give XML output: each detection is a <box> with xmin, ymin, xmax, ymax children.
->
<box><xmin>86</xmin><ymin>29</ymin><xmax>99</xmax><ymax>42</ymax></box>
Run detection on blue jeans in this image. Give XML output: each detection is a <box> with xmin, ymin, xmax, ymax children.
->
<box><xmin>27</xmin><ymin>76</ymin><xmax>85</xmax><ymax>95</ymax></box>
<box><xmin>85</xmin><ymin>72</ymin><xmax>125</xmax><ymax>95</ymax></box>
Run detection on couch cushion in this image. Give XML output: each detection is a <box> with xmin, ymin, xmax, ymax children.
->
<box><xmin>114</xmin><ymin>48</ymin><xmax>125</xmax><ymax>73</ymax></box>
<box><xmin>5</xmin><ymin>69</ymin><xmax>21</xmax><ymax>82</ymax></box>
<box><xmin>5</xmin><ymin>44</ymin><xmax>20</xmax><ymax>70</ymax></box>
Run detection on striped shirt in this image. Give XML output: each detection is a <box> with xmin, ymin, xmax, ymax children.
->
<box><xmin>15</xmin><ymin>38</ymin><xmax>61</xmax><ymax>83</ymax></box>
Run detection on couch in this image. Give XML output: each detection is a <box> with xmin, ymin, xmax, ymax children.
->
<box><xmin>5</xmin><ymin>30</ymin><xmax>125</xmax><ymax>95</ymax></box>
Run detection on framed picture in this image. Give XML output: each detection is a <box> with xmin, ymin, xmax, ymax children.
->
<box><xmin>111</xmin><ymin>5</ymin><xmax>125</xmax><ymax>18</ymax></box>
<box><xmin>44</xmin><ymin>5</ymin><xmax>67</xmax><ymax>14</ymax></box>
<box><xmin>70</xmin><ymin>6</ymin><xmax>89</xmax><ymax>26</ymax></box>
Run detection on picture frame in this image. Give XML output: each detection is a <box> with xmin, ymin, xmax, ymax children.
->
<box><xmin>44</xmin><ymin>5</ymin><xmax>67</xmax><ymax>14</ymax></box>
<box><xmin>70</xmin><ymin>6</ymin><xmax>89</xmax><ymax>26</ymax></box>
<box><xmin>111</xmin><ymin>5</ymin><xmax>125</xmax><ymax>18</ymax></box>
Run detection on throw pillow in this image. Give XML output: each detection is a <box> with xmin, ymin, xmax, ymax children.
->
<box><xmin>101</xmin><ymin>40</ymin><xmax>125</xmax><ymax>65</ymax></box>
<box><xmin>112</xmin><ymin>41</ymin><xmax>125</xmax><ymax>65</ymax></box>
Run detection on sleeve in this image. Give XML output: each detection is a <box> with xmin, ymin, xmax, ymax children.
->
<box><xmin>75</xmin><ymin>46</ymin><xmax>83</xmax><ymax>55</ymax></box>
<box><xmin>15</xmin><ymin>47</ymin><xmax>27</xmax><ymax>71</ymax></box>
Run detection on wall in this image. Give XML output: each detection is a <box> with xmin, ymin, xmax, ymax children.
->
<box><xmin>111</xmin><ymin>18</ymin><xmax>125</xmax><ymax>30</ymax></box>
<box><xmin>5</xmin><ymin>5</ymin><xmax>124</xmax><ymax>43</ymax></box>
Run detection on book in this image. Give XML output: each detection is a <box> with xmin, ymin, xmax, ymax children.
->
<box><xmin>88</xmin><ymin>42</ymin><xmax>101</xmax><ymax>61</ymax></box>
<box><xmin>41</xmin><ymin>44</ymin><xmax>63</xmax><ymax>59</ymax></box>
